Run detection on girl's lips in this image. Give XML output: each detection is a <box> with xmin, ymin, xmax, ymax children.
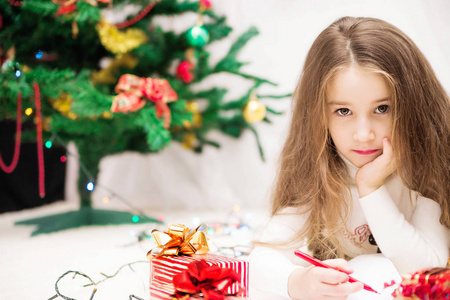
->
<box><xmin>353</xmin><ymin>149</ymin><xmax>379</xmax><ymax>155</ymax></box>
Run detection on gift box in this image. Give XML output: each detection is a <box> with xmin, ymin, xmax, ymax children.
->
<box><xmin>393</xmin><ymin>267</ymin><xmax>450</xmax><ymax>300</ymax></box>
<box><xmin>147</xmin><ymin>224</ymin><xmax>249</xmax><ymax>299</ymax></box>
<box><xmin>149</xmin><ymin>253</ymin><xmax>249</xmax><ymax>299</ymax></box>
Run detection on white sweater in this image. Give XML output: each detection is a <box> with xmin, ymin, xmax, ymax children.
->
<box><xmin>249</xmin><ymin>159</ymin><xmax>450</xmax><ymax>298</ymax></box>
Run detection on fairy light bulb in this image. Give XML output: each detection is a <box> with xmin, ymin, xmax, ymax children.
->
<box><xmin>45</xmin><ymin>141</ymin><xmax>52</xmax><ymax>148</ymax></box>
<box><xmin>103</xmin><ymin>197</ymin><xmax>110</xmax><ymax>203</ymax></box>
<box><xmin>132</xmin><ymin>215</ymin><xmax>140</xmax><ymax>223</ymax></box>
<box><xmin>15</xmin><ymin>70</ymin><xmax>21</xmax><ymax>78</ymax></box>
<box><xmin>25</xmin><ymin>108</ymin><xmax>33</xmax><ymax>116</ymax></box>
<box><xmin>35</xmin><ymin>50</ymin><xmax>43</xmax><ymax>59</ymax></box>
<box><xmin>60</xmin><ymin>156</ymin><xmax>66</xmax><ymax>162</ymax></box>
<box><xmin>86</xmin><ymin>181</ymin><xmax>94</xmax><ymax>191</ymax></box>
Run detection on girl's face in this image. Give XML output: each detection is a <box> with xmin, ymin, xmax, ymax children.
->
<box><xmin>326</xmin><ymin>66</ymin><xmax>392</xmax><ymax>168</ymax></box>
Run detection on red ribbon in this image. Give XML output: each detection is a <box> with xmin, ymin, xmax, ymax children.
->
<box><xmin>172</xmin><ymin>260</ymin><xmax>241</xmax><ymax>300</ymax></box>
<box><xmin>393</xmin><ymin>267</ymin><xmax>450</xmax><ymax>299</ymax></box>
<box><xmin>111</xmin><ymin>74</ymin><xmax>178</xmax><ymax>129</ymax></box>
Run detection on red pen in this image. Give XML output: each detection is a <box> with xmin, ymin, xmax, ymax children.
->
<box><xmin>294</xmin><ymin>250</ymin><xmax>380</xmax><ymax>294</ymax></box>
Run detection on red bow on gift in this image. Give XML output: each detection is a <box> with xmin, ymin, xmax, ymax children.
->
<box><xmin>173</xmin><ymin>260</ymin><xmax>241</xmax><ymax>300</ymax></box>
<box><xmin>111</xmin><ymin>74</ymin><xmax>178</xmax><ymax>129</ymax></box>
<box><xmin>393</xmin><ymin>267</ymin><xmax>450</xmax><ymax>300</ymax></box>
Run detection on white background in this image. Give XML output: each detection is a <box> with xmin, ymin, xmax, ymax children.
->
<box><xmin>65</xmin><ymin>0</ymin><xmax>450</xmax><ymax>213</ymax></box>
<box><xmin>1</xmin><ymin>1</ymin><xmax>449</xmax><ymax>300</ymax></box>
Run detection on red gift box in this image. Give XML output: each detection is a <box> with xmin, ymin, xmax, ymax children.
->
<box><xmin>393</xmin><ymin>267</ymin><xmax>450</xmax><ymax>300</ymax></box>
<box><xmin>149</xmin><ymin>254</ymin><xmax>249</xmax><ymax>299</ymax></box>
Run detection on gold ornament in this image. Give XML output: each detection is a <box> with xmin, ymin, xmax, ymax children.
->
<box><xmin>181</xmin><ymin>133</ymin><xmax>198</xmax><ymax>149</ymax></box>
<box><xmin>183</xmin><ymin>101</ymin><xmax>202</xmax><ymax>129</ymax></box>
<box><xmin>101</xmin><ymin>111</ymin><xmax>113</xmax><ymax>119</ymax></box>
<box><xmin>48</xmin><ymin>93</ymin><xmax>78</xmax><ymax>120</ymax></box>
<box><xmin>242</xmin><ymin>91</ymin><xmax>266</xmax><ymax>123</ymax></box>
<box><xmin>91</xmin><ymin>53</ymin><xmax>138</xmax><ymax>84</ymax></box>
<box><xmin>96</xmin><ymin>20</ymin><xmax>148</xmax><ymax>55</ymax></box>
<box><xmin>42</xmin><ymin>117</ymin><xmax>52</xmax><ymax>131</ymax></box>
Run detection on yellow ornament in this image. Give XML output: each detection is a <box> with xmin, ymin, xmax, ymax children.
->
<box><xmin>96</xmin><ymin>20</ymin><xmax>148</xmax><ymax>55</ymax></box>
<box><xmin>91</xmin><ymin>53</ymin><xmax>138</xmax><ymax>85</ymax></box>
<box><xmin>101</xmin><ymin>111</ymin><xmax>113</xmax><ymax>119</ymax></box>
<box><xmin>242</xmin><ymin>92</ymin><xmax>266</xmax><ymax>123</ymax></box>
<box><xmin>181</xmin><ymin>133</ymin><xmax>198</xmax><ymax>149</ymax></box>
<box><xmin>48</xmin><ymin>93</ymin><xmax>79</xmax><ymax>120</ymax></box>
<box><xmin>42</xmin><ymin>117</ymin><xmax>52</xmax><ymax>131</ymax></box>
<box><xmin>183</xmin><ymin>101</ymin><xmax>202</xmax><ymax>129</ymax></box>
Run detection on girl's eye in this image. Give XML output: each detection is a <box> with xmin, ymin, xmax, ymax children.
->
<box><xmin>375</xmin><ymin>105</ymin><xmax>389</xmax><ymax>114</ymax></box>
<box><xmin>336</xmin><ymin>108</ymin><xmax>351</xmax><ymax>116</ymax></box>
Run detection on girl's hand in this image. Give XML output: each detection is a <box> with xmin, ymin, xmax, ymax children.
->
<box><xmin>287</xmin><ymin>259</ymin><xmax>363</xmax><ymax>300</ymax></box>
<box><xmin>356</xmin><ymin>138</ymin><xmax>396</xmax><ymax>197</ymax></box>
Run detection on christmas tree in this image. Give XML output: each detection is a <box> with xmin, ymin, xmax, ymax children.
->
<box><xmin>0</xmin><ymin>0</ymin><xmax>288</xmax><ymax>235</ymax></box>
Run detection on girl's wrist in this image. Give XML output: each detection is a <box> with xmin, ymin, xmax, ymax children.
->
<box><xmin>357</xmin><ymin>184</ymin><xmax>379</xmax><ymax>198</ymax></box>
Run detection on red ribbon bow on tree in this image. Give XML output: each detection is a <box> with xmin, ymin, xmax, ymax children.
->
<box><xmin>111</xmin><ymin>74</ymin><xmax>178</xmax><ymax>129</ymax></box>
<box><xmin>173</xmin><ymin>260</ymin><xmax>241</xmax><ymax>300</ymax></box>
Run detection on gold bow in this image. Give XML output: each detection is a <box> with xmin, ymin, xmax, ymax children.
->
<box><xmin>147</xmin><ymin>224</ymin><xmax>209</xmax><ymax>258</ymax></box>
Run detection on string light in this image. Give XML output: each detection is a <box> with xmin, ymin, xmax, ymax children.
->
<box><xmin>157</xmin><ymin>215</ymin><xmax>164</xmax><ymax>222</ymax></box>
<box><xmin>45</xmin><ymin>140</ymin><xmax>53</xmax><ymax>148</ymax></box>
<box><xmin>25</xmin><ymin>107</ymin><xmax>33</xmax><ymax>115</ymax></box>
<box><xmin>132</xmin><ymin>215</ymin><xmax>140</xmax><ymax>223</ymax></box>
<box><xmin>15</xmin><ymin>69</ymin><xmax>21</xmax><ymax>78</ymax></box>
<box><xmin>50</xmin><ymin>262</ymin><xmax>149</xmax><ymax>300</ymax></box>
<box><xmin>86</xmin><ymin>181</ymin><xmax>95</xmax><ymax>191</ymax></box>
<box><xmin>60</xmin><ymin>156</ymin><xmax>66</xmax><ymax>163</ymax></box>
<box><xmin>102</xmin><ymin>197</ymin><xmax>110</xmax><ymax>203</ymax></box>
<box><xmin>35</xmin><ymin>50</ymin><xmax>43</xmax><ymax>59</ymax></box>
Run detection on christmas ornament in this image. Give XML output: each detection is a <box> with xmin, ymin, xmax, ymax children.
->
<box><xmin>49</xmin><ymin>93</ymin><xmax>78</xmax><ymax>120</ymax></box>
<box><xmin>96</xmin><ymin>21</ymin><xmax>148</xmax><ymax>55</ymax></box>
<box><xmin>110</xmin><ymin>92</ymin><xmax>146</xmax><ymax>113</ymax></box>
<box><xmin>199</xmin><ymin>0</ymin><xmax>212</xmax><ymax>11</ymax></box>
<box><xmin>53</xmin><ymin>0</ymin><xmax>111</xmax><ymax>16</ymax></box>
<box><xmin>183</xmin><ymin>101</ymin><xmax>202</xmax><ymax>129</ymax></box>
<box><xmin>186</xmin><ymin>25</ymin><xmax>209</xmax><ymax>48</ymax></box>
<box><xmin>54</xmin><ymin>0</ymin><xmax>111</xmax><ymax>38</ymax></box>
<box><xmin>181</xmin><ymin>133</ymin><xmax>198</xmax><ymax>149</ymax></box>
<box><xmin>112</xmin><ymin>74</ymin><xmax>178</xmax><ymax>129</ymax></box>
<box><xmin>0</xmin><ymin>46</ymin><xmax>16</xmax><ymax>69</ymax></box>
<box><xmin>8</xmin><ymin>0</ymin><xmax>23</xmax><ymax>7</ymax></box>
<box><xmin>91</xmin><ymin>53</ymin><xmax>138</xmax><ymax>84</ymax></box>
<box><xmin>242</xmin><ymin>91</ymin><xmax>266</xmax><ymax>123</ymax></box>
<box><xmin>54</xmin><ymin>3</ymin><xmax>77</xmax><ymax>17</ymax></box>
<box><xmin>176</xmin><ymin>60</ymin><xmax>194</xmax><ymax>83</ymax></box>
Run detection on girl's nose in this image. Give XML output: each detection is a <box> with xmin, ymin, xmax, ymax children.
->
<box><xmin>353</xmin><ymin>120</ymin><xmax>375</xmax><ymax>142</ymax></box>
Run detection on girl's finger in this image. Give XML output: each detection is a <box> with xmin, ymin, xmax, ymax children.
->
<box><xmin>321</xmin><ymin>281</ymin><xmax>364</xmax><ymax>297</ymax></box>
<box><xmin>323</xmin><ymin>258</ymin><xmax>354</xmax><ymax>274</ymax></box>
<box><xmin>311</xmin><ymin>267</ymin><xmax>349</xmax><ymax>285</ymax></box>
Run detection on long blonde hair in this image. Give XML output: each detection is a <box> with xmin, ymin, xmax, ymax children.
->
<box><xmin>272</xmin><ymin>16</ymin><xmax>450</xmax><ymax>260</ymax></box>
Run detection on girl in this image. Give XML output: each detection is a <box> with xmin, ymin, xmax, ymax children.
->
<box><xmin>249</xmin><ymin>16</ymin><xmax>450</xmax><ymax>299</ymax></box>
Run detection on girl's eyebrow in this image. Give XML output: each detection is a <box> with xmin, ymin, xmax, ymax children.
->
<box><xmin>327</xmin><ymin>97</ymin><xmax>390</xmax><ymax>105</ymax></box>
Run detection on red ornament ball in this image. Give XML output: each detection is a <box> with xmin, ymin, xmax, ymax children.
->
<box><xmin>176</xmin><ymin>61</ymin><xmax>194</xmax><ymax>83</ymax></box>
